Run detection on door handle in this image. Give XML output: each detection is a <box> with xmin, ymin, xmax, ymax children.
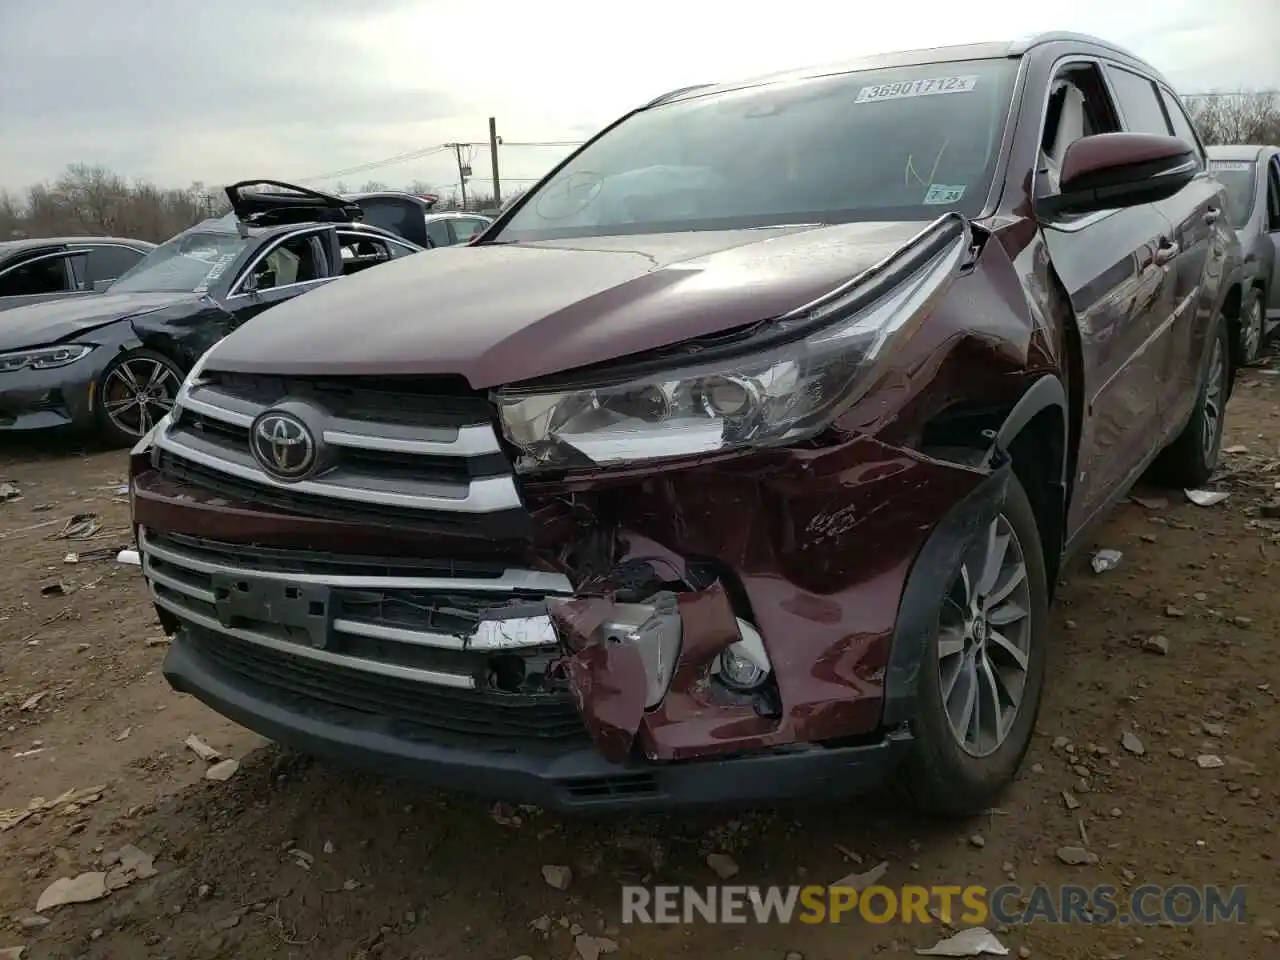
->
<box><xmin>1154</xmin><ymin>240</ymin><xmax>1180</xmax><ymax>266</ymax></box>
<box><xmin>1204</xmin><ymin>207</ymin><xmax>1221</xmax><ymax>225</ymax></box>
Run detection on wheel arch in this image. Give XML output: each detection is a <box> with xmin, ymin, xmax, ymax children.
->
<box><xmin>881</xmin><ymin>375</ymin><xmax>1068</xmax><ymax>728</ymax></box>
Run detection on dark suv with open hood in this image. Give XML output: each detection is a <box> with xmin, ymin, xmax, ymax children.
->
<box><xmin>130</xmin><ymin>33</ymin><xmax>1244</xmax><ymax>815</ymax></box>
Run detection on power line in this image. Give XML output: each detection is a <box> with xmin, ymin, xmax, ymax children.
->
<box><xmin>296</xmin><ymin>145</ymin><xmax>450</xmax><ymax>184</ymax></box>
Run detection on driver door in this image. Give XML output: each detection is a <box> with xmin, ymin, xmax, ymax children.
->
<box><xmin>222</xmin><ymin>229</ymin><xmax>332</xmax><ymax>329</ymax></box>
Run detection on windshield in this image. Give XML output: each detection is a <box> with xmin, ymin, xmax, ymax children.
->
<box><xmin>1208</xmin><ymin>160</ymin><xmax>1257</xmax><ymax>229</ymax></box>
<box><xmin>496</xmin><ymin>59</ymin><xmax>1016</xmax><ymax>242</ymax></box>
<box><xmin>109</xmin><ymin>231</ymin><xmax>249</xmax><ymax>294</ymax></box>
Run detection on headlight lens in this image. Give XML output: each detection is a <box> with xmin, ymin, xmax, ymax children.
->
<box><xmin>0</xmin><ymin>344</ymin><xmax>94</xmax><ymax>373</ymax></box>
<box><xmin>497</xmin><ymin>226</ymin><xmax>966</xmax><ymax>473</ymax></box>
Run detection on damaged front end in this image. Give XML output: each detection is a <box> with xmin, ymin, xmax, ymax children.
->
<box><xmin>136</xmin><ymin>210</ymin><xmax>1036</xmax><ymax>810</ymax></box>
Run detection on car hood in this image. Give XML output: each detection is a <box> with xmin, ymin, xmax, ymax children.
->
<box><xmin>206</xmin><ymin>221</ymin><xmax>931</xmax><ymax>387</ymax></box>
<box><xmin>0</xmin><ymin>291</ymin><xmax>194</xmax><ymax>351</ymax></box>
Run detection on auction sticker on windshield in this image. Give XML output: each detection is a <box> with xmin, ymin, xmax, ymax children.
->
<box><xmin>855</xmin><ymin>76</ymin><xmax>978</xmax><ymax>104</ymax></box>
<box><xmin>924</xmin><ymin>184</ymin><xmax>966</xmax><ymax>205</ymax></box>
<box><xmin>1209</xmin><ymin>161</ymin><xmax>1253</xmax><ymax>172</ymax></box>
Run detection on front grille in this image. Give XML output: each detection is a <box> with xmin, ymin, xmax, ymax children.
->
<box><xmin>144</xmin><ymin>529</ymin><xmax>588</xmax><ymax>749</ymax></box>
<box><xmin>153</xmin><ymin>371</ymin><xmax>529</xmax><ymax>536</ymax></box>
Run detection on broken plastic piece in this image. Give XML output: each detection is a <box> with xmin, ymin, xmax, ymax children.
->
<box><xmin>1090</xmin><ymin>548</ymin><xmax>1122</xmax><ymax>574</ymax></box>
<box><xmin>1185</xmin><ymin>488</ymin><xmax>1229</xmax><ymax>507</ymax></box>
<box><xmin>915</xmin><ymin>926</ymin><xmax>1009</xmax><ymax>957</ymax></box>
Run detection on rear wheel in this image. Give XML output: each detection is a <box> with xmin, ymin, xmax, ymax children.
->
<box><xmin>1239</xmin><ymin>289</ymin><xmax>1265</xmax><ymax>366</ymax></box>
<box><xmin>1154</xmin><ymin>312</ymin><xmax>1229</xmax><ymax>488</ymax></box>
<box><xmin>894</xmin><ymin>474</ymin><xmax>1050</xmax><ymax>817</ymax></box>
<box><xmin>94</xmin><ymin>348</ymin><xmax>182</xmax><ymax>447</ymax></box>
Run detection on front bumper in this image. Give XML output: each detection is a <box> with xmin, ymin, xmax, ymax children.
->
<box><xmin>163</xmin><ymin>626</ymin><xmax>912</xmax><ymax>810</ymax></box>
<box><xmin>0</xmin><ymin>362</ymin><xmax>96</xmax><ymax>432</ymax></box>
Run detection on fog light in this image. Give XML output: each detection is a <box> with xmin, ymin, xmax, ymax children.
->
<box><xmin>718</xmin><ymin>646</ymin><xmax>767</xmax><ymax>691</ymax></box>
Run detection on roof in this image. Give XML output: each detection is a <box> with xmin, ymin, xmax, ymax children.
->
<box><xmin>661</xmin><ymin>31</ymin><xmax>1162</xmax><ymax>106</ymax></box>
<box><xmin>1206</xmin><ymin>144</ymin><xmax>1274</xmax><ymax>162</ymax></box>
<box><xmin>0</xmin><ymin>235</ymin><xmax>154</xmax><ymax>255</ymax></box>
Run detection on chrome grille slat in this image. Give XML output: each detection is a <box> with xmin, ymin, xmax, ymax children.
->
<box><xmin>155</xmin><ymin>426</ymin><xmax>521</xmax><ymax>513</ymax></box>
<box><xmin>139</xmin><ymin>529</ymin><xmax>571</xmax><ymax>594</ymax></box>
<box><xmin>140</xmin><ymin>528</ymin><xmax>571</xmax><ymax>694</ymax></box>
<box><xmin>150</xmin><ymin>589</ymin><xmax>480</xmax><ymax>690</ymax></box>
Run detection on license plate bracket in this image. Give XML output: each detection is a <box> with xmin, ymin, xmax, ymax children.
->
<box><xmin>211</xmin><ymin>574</ymin><xmax>332</xmax><ymax>649</ymax></box>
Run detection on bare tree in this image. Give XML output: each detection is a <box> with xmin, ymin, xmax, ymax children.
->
<box><xmin>1183</xmin><ymin>90</ymin><xmax>1280</xmax><ymax>146</ymax></box>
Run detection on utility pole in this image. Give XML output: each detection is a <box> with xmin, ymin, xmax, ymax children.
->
<box><xmin>488</xmin><ymin>117</ymin><xmax>502</xmax><ymax>206</ymax></box>
<box><xmin>448</xmin><ymin>142</ymin><xmax>470</xmax><ymax>208</ymax></box>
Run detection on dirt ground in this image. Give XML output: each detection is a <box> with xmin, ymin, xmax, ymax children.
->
<box><xmin>1</xmin><ymin>370</ymin><xmax>1278</xmax><ymax>960</ymax></box>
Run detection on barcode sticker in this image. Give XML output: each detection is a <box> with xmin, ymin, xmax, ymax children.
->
<box><xmin>855</xmin><ymin>76</ymin><xmax>978</xmax><ymax>104</ymax></box>
<box><xmin>1210</xmin><ymin>161</ymin><xmax>1252</xmax><ymax>172</ymax></box>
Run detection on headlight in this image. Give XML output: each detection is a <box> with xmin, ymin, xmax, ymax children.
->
<box><xmin>0</xmin><ymin>344</ymin><xmax>94</xmax><ymax>373</ymax></box>
<box><xmin>496</xmin><ymin>221</ymin><xmax>967</xmax><ymax>473</ymax></box>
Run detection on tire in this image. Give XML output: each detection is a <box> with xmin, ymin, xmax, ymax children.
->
<box><xmin>94</xmin><ymin>348</ymin><xmax>184</xmax><ymax>448</ymax></box>
<box><xmin>1238</xmin><ymin>288</ymin><xmax>1266</xmax><ymax>367</ymax></box>
<box><xmin>893</xmin><ymin>473</ymin><xmax>1050</xmax><ymax>817</ymax></box>
<box><xmin>1154</xmin><ymin>312</ymin><xmax>1229</xmax><ymax>488</ymax></box>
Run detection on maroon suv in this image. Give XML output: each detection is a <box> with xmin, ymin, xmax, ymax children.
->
<box><xmin>130</xmin><ymin>33</ymin><xmax>1245</xmax><ymax>815</ymax></box>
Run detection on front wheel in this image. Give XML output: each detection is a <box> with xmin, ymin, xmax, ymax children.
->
<box><xmin>94</xmin><ymin>348</ymin><xmax>183</xmax><ymax>448</ymax></box>
<box><xmin>893</xmin><ymin>474</ymin><xmax>1050</xmax><ymax>817</ymax></box>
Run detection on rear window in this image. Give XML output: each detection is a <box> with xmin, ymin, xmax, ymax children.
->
<box><xmin>496</xmin><ymin>58</ymin><xmax>1017</xmax><ymax>241</ymax></box>
<box><xmin>359</xmin><ymin>199</ymin><xmax>426</xmax><ymax>244</ymax></box>
<box><xmin>1209</xmin><ymin>160</ymin><xmax>1257</xmax><ymax>228</ymax></box>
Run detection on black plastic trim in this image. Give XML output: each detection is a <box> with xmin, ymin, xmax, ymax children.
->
<box><xmin>882</xmin><ymin>462</ymin><xmax>1011</xmax><ymax>726</ymax></box>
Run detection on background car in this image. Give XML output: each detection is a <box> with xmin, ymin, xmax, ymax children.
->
<box><xmin>0</xmin><ymin>181</ymin><xmax>426</xmax><ymax>445</ymax></box>
<box><xmin>344</xmin><ymin>190</ymin><xmax>492</xmax><ymax>247</ymax></box>
<box><xmin>0</xmin><ymin>236</ymin><xmax>156</xmax><ymax>311</ymax></box>
<box><xmin>1207</xmin><ymin>144</ymin><xmax>1280</xmax><ymax>364</ymax></box>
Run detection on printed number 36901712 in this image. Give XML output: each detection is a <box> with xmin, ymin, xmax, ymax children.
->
<box><xmin>855</xmin><ymin>76</ymin><xmax>979</xmax><ymax>104</ymax></box>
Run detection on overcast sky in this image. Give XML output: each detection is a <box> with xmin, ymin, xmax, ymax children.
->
<box><xmin>1</xmin><ymin>0</ymin><xmax>1276</xmax><ymax>197</ymax></box>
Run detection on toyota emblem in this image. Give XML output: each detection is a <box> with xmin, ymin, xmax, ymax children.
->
<box><xmin>250</xmin><ymin>410</ymin><xmax>316</xmax><ymax>480</ymax></box>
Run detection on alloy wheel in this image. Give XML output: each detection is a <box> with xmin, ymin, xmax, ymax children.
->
<box><xmin>1201</xmin><ymin>337</ymin><xmax>1226</xmax><ymax>462</ymax></box>
<box><xmin>102</xmin><ymin>356</ymin><xmax>180</xmax><ymax>438</ymax></box>
<box><xmin>1241</xmin><ymin>300</ymin><xmax>1264</xmax><ymax>365</ymax></box>
<box><xmin>938</xmin><ymin>514</ymin><xmax>1033</xmax><ymax>758</ymax></box>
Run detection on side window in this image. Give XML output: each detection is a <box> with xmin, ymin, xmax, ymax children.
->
<box><xmin>1038</xmin><ymin>63</ymin><xmax>1121</xmax><ymax>197</ymax></box>
<box><xmin>450</xmin><ymin>218</ymin><xmax>488</xmax><ymax>244</ymax></box>
<box><xmin>0</xmin><ymin>255</ymin><xmax>74</xmax><ymax>297</ymax></box>
<box><xmin>336</xmin><ymin>232</ymin><xmax>406</xmax><ymax>275</ymax></box>
<box><xmin>1106</xmin><ymin>67</ymin><xmax>1173</xmax><ymax>137</ymax></box>
<box><xmin>241</xmin><ymin>234</ymin><xmax>325</xmax><ymax>292</ymax></box>
<box><xmin>80</xmin><ymin>245</ymin><xmax>146</xmax><ymax>286</ymax></box>
<box><xmin>1158</xmin><ymin>88</ymin><xmax>1206</xmax><ymax>169</ymax></box>
<box><xmin>425</xmin><ymin>219</ymin><xmax>451</xmax><ymax>247</ymax></box>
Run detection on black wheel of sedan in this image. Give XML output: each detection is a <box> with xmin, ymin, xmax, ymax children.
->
<box><xmin>1239</xmin><ymin>290</ymin><xmax>1266</xmax><ymax>367</ymax></box>
<box><xmin>94</xmin><ymin>348</ymin><xmax>183</xmax><ymax>447</ymax></box>
<box><xmin>894</xmin><ymin>473</ymin><xmax>1050</xmax><ymax>817</ymax></box>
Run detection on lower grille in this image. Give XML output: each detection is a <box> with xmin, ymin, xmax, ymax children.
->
<box><xmin>185</xmin><ymin>627</ymin><xmax>588</xmax><ymax>749</ymax></box>
<box><xmin>143</xmin><ymin>528</ymin><xmax>588</xmax><ymax>750</ymax></box>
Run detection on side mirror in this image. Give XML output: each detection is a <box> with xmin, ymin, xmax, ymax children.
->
<box><xmin>1039</xmin><ymin>133</ymin><xmax>1198</xmax><ymax>219</ymax></box>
